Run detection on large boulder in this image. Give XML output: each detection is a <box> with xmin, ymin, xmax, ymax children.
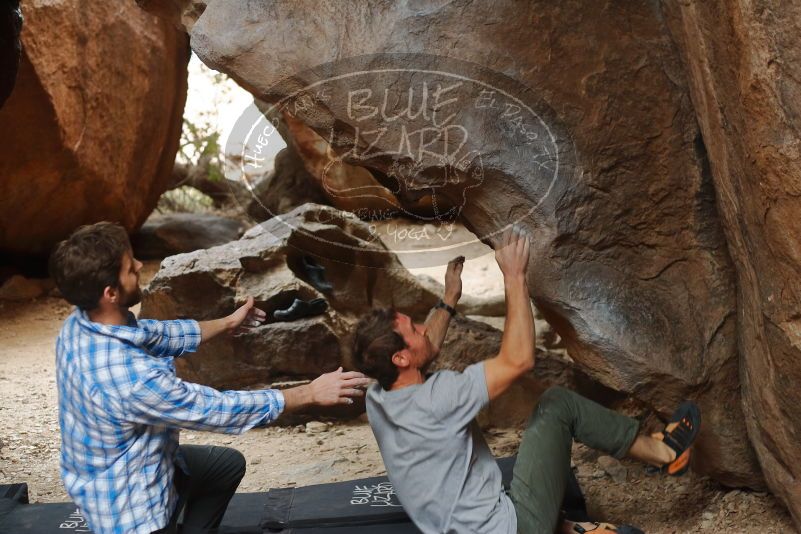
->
<box><xmin>664</xmin><ymin>0</ymin><xmax>801</xmax><ymax>522</ymax></box>
<box><xmin>0</xmin><ymin>0</ymin><xmax>189</xmax><ymax>258</ymax></box>
<box><xmin>140</xmin><ymin>0</ymin><xmax>761</xmax><ymax>487</ymax></box>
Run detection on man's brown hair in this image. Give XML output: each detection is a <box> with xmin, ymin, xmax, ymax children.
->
<box><xmin>351</xmin><ymin>307</ymin><xmax>406</xmax><ymax>390</ymax></box>
<box><xmin>49</xmin><ymin>222</ymin><xmax>131</xmax><ymax>311</ymax></box>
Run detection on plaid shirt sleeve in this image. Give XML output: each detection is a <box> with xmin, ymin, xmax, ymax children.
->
<box><xmin>135</xmin><ymin>318</ymin><xmax>202</xmax><ymax>358</ymax></box>
<box><xmin>123</xmin><ymin>360</ymin><xmax>285</xmax><ymax>432</ymax></box>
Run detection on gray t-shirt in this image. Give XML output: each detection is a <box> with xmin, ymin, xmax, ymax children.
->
<box><xmin>366</xmin><ymin>362</ymin><xmax>516</xmax><ymax>534</ymax></box>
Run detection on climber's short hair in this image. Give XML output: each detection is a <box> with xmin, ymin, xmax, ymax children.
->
<box><xmin>49</xmin><ymin>222</ymin><xmax>131</xmax><ymax>311</ymax></box>
<box><xmin>351</xmin><ymin>307</ymin><xmax>406</xmax><ymax>390</ymax></box>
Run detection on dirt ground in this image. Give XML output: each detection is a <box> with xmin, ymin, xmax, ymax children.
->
<box><xmin>0</xmin><ymin>229</ymin><xmax>795</xmax><ymax>533</ymax></box>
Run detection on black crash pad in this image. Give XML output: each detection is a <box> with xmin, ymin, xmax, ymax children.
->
<box><xmin>270</xmin><ymin>523</ymin><xmax>421</xmax><ymax>534</ymax></box>
<box><xmin>0</xmin><ymin>488</ymin><xmax>265</xmax><ymax>534</ymax></box>
<box><xmin>1</xmin><ymin>455</ymin><xmax>587</xmax><ymax>533</ymax></box>
<box><xmin>261</xmin><ymin>456</ymin><xmax>517</xmax><ymax>530</ymax></box>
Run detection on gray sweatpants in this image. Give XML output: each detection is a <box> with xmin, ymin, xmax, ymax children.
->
<box><xmin>510</xmin><ymin>387</ymin><xmax>639</xmax><ymax>533</ymax></box>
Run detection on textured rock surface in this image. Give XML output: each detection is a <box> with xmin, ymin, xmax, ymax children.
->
<box><xmin>0</xmin><ymin>0</ymin><xmax>189</xmax><ymax>257</ymax></box>
<box><xmin>142</xmin><ymin>0</ymin><xmax>762</xmax><ymax>486</ymax></box>
<box><xmin>132</xmin><ymin>213</ymin><xmax>245</xmax><ymax>259</ymax></box>
<box><xmin>247</xmin><ymin>142</ymin><xmax>329</xmax><ymax>222</ymax></box>
<box><xmin>282</xmin><ymin>113</ymin><xmax>423</xmax><ymax>217</ymax></box>
<box><xmin>664</xmin><ymin>0</ymin><xmax>801</xmax><ymax>522</ymax></box>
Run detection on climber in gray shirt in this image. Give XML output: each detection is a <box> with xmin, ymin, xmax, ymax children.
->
<box><xmin>352</xmin><ymin>226</ymin><xmax>702</xmax><ymax>534</ymax></box>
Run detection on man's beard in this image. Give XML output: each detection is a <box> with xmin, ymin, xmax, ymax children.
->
<box><xmin>119</xmin><ymin>285</ymin><xmax>142</xmax><ymax>308</ymax></box>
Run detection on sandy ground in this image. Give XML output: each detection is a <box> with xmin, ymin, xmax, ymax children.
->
<box><xmin>0</xmin><ymin>223</ymin><xmax>795</xmax><ymax>533</ymax></box>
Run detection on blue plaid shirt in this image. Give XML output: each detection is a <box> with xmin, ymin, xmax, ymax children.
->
<box><xmin>55</xmin><ymin>309</ymin><xmax>285</xmax><ymax>534</ymax></box>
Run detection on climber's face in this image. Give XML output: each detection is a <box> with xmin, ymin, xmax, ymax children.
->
<box><xmin>391</xmin><ymin>312</ymin><xmax>435</xmax><ymax>371</ymax></box>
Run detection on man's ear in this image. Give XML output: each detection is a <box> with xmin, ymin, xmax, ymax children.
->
<box><xmin>101</xmin><ymin>285</ymin><xmax>118</xmax><ymax>305</ymax></box>
<box><xmin>391</xmin><ymin>349</ymin><xmax>410</xmax><ymax>369</ymax></box>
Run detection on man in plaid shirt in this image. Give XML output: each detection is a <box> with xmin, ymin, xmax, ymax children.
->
<box><xmin>50</xmin><ymin>222</ymin><xmax>369</xmax><ymax>534</ymax></box>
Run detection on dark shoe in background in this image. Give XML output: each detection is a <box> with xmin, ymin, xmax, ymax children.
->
<box><xmin>273</xmin><ymin>298</ymin><xmax>328</xmax><ymax>322</ymax></box>
<box><xmin>302</xmin><ymin>256</ymin><xmax>333</xmax><ymax>293</ymax></box>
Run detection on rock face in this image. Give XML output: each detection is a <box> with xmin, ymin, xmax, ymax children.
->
<box><xmin>0</xmin><ymin>0</ymin><xmax>189</xmax><ymax>258</ymax></box>
<box><xmin>247</xmin><ymin>142</ymin><xmax>329</xmax><ymax>222</ymax></box>
<box><xmin>663</xmin><ymin>0</ymin><xmax>801</xmax><ymax>522</ymax></box>
<box><xmin>247</xmin><ymin>111</ymin><xmax>410</xmax><ymax>222</ymax></box>
<box><xmin>282</xmin><ymin>113</ymin><xmax>429</xmax><ymax>218</ymax></box>
<box><xmin>141</xmin><ymin>0</ymin><xmax>762</xmax><ymax>487</ymax></box>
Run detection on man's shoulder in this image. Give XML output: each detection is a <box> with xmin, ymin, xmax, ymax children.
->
<box><xmin>367</xmin><ymin>365</ymin><xmax>484</xmax><ymax>405</ymax></box>
<box><xmin>425</xmin><ymin>363</ymin><xmax>488</xmax><ymax>417</ymax></box>
<box><xmin>59</xmin><ymin>320</ymin><xmax>170</xmax><ymax>378</ymax></box>
<box><xmin>57</xmin><ymin>308</ymin><xmax>81</xmax><ymax>339</ymax></box>
<box><xmin>426</xmin><ymin>363</ymin><xmax>485</xmax><ymax>388</ymax></box>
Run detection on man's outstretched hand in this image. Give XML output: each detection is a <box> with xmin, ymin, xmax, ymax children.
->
<box><xmin>199</xmin><ymin>296</ymin><xmax>267</xmax><ymax>343</ymax></box>
<box><xmin>444</xmin><ymin>255</ymin><xmax>465</xmax><ymax>305</ymax></box>
<box><xmin>494</xmin><ymin>226</ymin><xmax>531</xmax><ymax>280</ymax></box>
<box><xmin>283</xmin><ymin>367</ymin><xmax>371</xmax><ymax>411</ymax></box>
<box><xmin>310</xmin><ymin>367</ymin><xmax>371</xmax><ymax>406</ymax></box>
<box><xmin>227</xmin><ymin>296</ymin><xmax>267</xmax><ymax>333</ymax></box>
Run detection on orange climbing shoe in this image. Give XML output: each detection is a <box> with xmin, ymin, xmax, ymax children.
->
<box><xmin>656</xmin><ymin>400</ymin><xmax>701</xmax><ymax>477</ymax></box>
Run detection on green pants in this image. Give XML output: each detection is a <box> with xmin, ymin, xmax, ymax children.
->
<box><xmin>510</xmin><ymin>387</ymin><xmax>639</xmax><ymax>533</ymax></box>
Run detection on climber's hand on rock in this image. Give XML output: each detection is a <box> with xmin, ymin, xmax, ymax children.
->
<box><xmin>444</xmin><ymin>255</ymin><xmax>465</xmax><ymax>305</ymax></box>
<box><xmin>494</xmin><ymin>226</ymin><xmax>530</xmax><ymax>281</ymax></box>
